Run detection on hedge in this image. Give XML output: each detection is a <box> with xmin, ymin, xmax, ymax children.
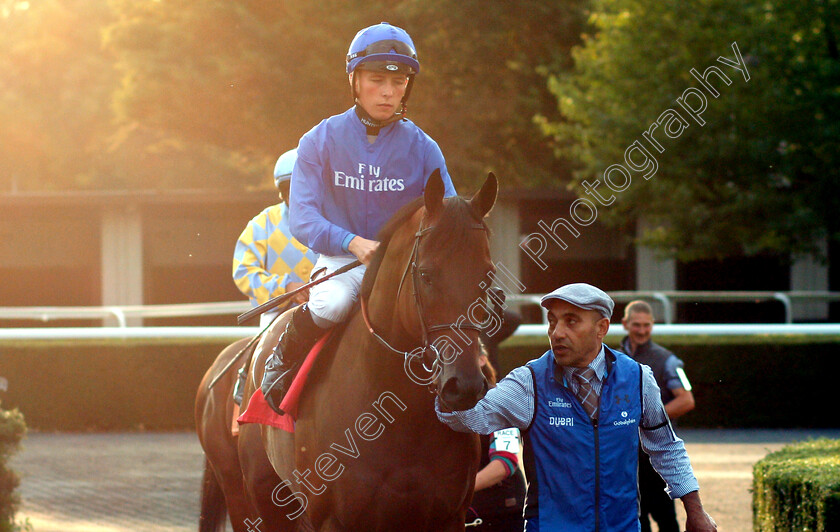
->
<box><xmin>753</xmin><ymin>438</ymin><xmax>840</xmax><ymax>531</ymax></box>
<box><xmin>0</xmin><ymin>335</ymin><xmax>838</xmax><ymax>430</ymax></box>
<box><xmin>0</xmin><ymin>408</ymin><xmax>27</xmax><ymax>532</ymax></box>
<box><xmin>0</xmin><ymin>338</ymin><xmax>233</xmax><ymax>431</ymax></box>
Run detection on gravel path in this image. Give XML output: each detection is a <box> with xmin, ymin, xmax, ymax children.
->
<box><xmin>9</xmin><ymin>428</ymin><xmax>840</xmax><ymax>531</ymax></box>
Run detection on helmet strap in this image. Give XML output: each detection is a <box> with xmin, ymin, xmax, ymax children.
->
<box><xmin>354</xmin><ymin>104</ymin><xmax>403</xmax><ymax>135</ymax></box>
<box><xmin>402</xmin><ymin>75</ymin><xmax>415</xmax><ymax>108</ymax></box>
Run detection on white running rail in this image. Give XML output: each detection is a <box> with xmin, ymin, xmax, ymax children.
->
<box><xmin>1</xmin><ymin>323</ymin><xmax>839</xmax><ymax>341</ymax></box>
<box><xmin>1</xmin><ymin>293</ymin><xmax>840</xmax><ymax>341</ymax></box>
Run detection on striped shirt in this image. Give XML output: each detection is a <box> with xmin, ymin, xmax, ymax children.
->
<box><xmin>436</xmin><ymin>345</ymin><xmax>700</xmax><ymax>499</ymax></box>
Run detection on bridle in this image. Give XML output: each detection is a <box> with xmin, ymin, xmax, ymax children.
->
<box><xmin>361</xmin><ymin>209</ymin><xmax>489</xmax><ymax>385</ymax></box>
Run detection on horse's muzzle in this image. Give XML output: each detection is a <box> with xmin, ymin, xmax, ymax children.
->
<box><xmin>439</xmin><ymin>375</ymin><xmax>488</xmax><ymax>411</ymax></box>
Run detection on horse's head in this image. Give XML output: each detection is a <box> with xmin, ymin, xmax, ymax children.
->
<box><xmin>361</xmin><ymin>170</ymin><xmax>499</xmax><ymax>410</ymax></box>
<box><xmin>399</xmin><ymin>170</ymin><xmax>498</xmax><ymax>410</ymax></box>
<box><xmin>413</xmin><ymin>171</ymin><xmax>499</xmax><ymax>410</ymax></box>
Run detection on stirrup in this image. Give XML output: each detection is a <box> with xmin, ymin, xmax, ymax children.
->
<box><xmin>263</xmin><ymin>361</ymin><xmax>300</xmax><ymax>416</ymax></box>
<box><xmin>232</xmin><ymin>366</ymin><xmax>247</xmax><ymax>406</ymax></box>
<box><xmin>261</xmin><ymin>303</ymin><xmax>323</xmax><ymax>415</ymax></box>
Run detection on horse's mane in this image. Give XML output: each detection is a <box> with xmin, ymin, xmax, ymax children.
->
<box><xmin>360</xmin><ymin>195</ymin><xmax>489</xmax><ymax>300</ymax></box>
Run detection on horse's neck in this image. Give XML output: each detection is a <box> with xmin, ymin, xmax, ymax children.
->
<box><xmin>341</xmin><ymin>305</ymin><xmax>438</xmax><ymax>415</ymax></box>
<box><xmin>350</xmin><ymin>212</ymin><xmax>442</xmax><ymax>416</ymax></box>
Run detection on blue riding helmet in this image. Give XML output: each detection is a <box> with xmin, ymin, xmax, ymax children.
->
<box><xmin>346</xmin><ymin>22</ymin><xmax>420</xmax><ymax>75</ymax></box>
<box><xmin>273</xmin><ymin>148</ymin><xmax>297</xmax><ymax>189</ymax></box>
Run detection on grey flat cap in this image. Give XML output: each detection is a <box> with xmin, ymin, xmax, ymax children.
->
<box><xmin>540</xmin><ymin>283</ymin><xmax>614</xmax><ymax>319</ymax></box>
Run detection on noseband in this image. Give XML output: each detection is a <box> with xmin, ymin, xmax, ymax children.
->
<box><xmin>361</xmin><ymin>210</ymin><xmax>488</xmax><ymax>382</ymax></box>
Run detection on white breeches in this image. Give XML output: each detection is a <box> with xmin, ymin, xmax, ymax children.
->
<box><xmin>306</xmin><ymin>255</ymin><xmax>367</xmax><ymax>327</ymax></box>
<box><xmin>259</xmin><ymin>311</ymin><xmax>279</xmax><ymax>329</ymax></box>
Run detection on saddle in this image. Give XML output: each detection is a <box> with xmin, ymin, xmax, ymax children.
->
<box><xmin>237</xmin><ymin>301</ymin><xmax>357</xmax><ymax>430</ymax></box>
<box><xmin>237</xmin><ymin>330</ymin><xmax>333</xmax><ymax>432</ymax></box>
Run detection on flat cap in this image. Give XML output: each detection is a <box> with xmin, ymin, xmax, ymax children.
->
<box><xmin>540</xmin><ymin>283</ymin><xmax>614</xmax><ymax>319</ymax></box>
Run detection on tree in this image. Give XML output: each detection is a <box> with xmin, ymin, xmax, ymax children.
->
<box><xmin>105</xmin><ymin>1</ymin><xmax>586</xmax><ymax>190</ymax></box>
<box><xmin>0</xmin><ymin>0</ymin><xmax>259</xmax><ymax>191</ymax></box>
<box><xmin>104</xmin><ymin>0</ymin><xmax>388</xmax><ymax>189</ymax></box>
<box><xmin>400</xmin><ymin>0</ymin><xmax>586</xmax><ymax>187</ymax></box>
<box><xmin>0</xmin><ymin>0</ymin><xmax>117</xmax><ymax>191</ymax></box>
<box><xmin>0</xmin><ymin>2</ymin><xmax>586</xmax><ymax>192</ymax></box>
<box><xmin>542</xmin><ymin>0</ymin><xmax>840</xmax><ymax>261</ymax></box>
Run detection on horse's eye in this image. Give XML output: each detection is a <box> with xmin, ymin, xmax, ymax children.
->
<box><xmin>418</xmin><ymin>270</ymin><xmax>432</xmax><ymax>286</ymax></box>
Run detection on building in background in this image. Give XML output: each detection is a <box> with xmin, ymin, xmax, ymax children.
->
<box><xmin>0</xmin><ymin>189</ymin><xmax>276</xmax><ymax>327</ymax></box>
<box><xmin>0</xmin><ymin>188</ymin><xmax>833</xmax><ymax>326</ymax></box>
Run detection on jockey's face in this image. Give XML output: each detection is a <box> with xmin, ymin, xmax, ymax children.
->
<box><xmin>278</xmin><ymin>182</ymin><xmax>290</xmax><ymax>206</ymax></box>
<box><xmin>352</xmin><ymin>69</ymin><xmax>408</xmax><ymax>121</ymax></box>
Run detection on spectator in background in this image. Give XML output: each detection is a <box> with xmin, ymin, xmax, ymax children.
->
<box><xmin>466</xmin><ymin>347</ymin><xmax>526</xmax><ymax>531</ymax></box>
<box><xmin>620</xmin><ymin>300</ymin><xmax>695</xmax><ymax>532</ymax></box>
<box><xmin>231</xmin><ymin>148</ymin><xmax>318</xmax><ymax>409</ymax></box>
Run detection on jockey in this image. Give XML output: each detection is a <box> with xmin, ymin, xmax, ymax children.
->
<box><xmin>232</xmin><ymin>148</ymin><xmax>318</xmax><ymax>406</ymax></box>
<box><xmin>261</xmin><ymin>22</ymin><xmax>457</xmax><ymax>415</ymax></box>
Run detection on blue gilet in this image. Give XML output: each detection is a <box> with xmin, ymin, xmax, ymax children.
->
<box><xmin>523</xmin><ymin>347</ymin><xmax>643</xmax><ymax>532</ymax></box>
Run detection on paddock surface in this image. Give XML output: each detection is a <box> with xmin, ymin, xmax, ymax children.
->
<box><xmin>10</xmin><ymin>428</ymin><xmax>840</xmax><ymax>532</ymax></box>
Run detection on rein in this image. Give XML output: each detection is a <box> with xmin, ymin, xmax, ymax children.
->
<box><xmin>360</xmin><ymin>210</ymin><xmax>488</xmax><ymax>388</ymax></box>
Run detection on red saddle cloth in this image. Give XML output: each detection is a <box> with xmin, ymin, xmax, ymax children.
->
<box><xmin>237</xmin><ymin>332</ymin><xmax>331</xmax><ymax>433</ymax></box>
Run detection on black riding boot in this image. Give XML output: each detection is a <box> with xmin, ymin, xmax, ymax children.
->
<box><xmin>261</xmin><ymin>304</ymin><xmax>323</xmax><ymax>415</ymax></box>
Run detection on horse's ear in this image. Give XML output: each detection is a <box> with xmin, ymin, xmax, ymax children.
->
<box><xmin>470</xmin><ymin>172</ymin><xmax>498</xmax><ymax>218</ymax></box>
<box><xmin>424</xmin><ymin>168</ymin><xmax>445</xmax><ymax>217</ymax></box>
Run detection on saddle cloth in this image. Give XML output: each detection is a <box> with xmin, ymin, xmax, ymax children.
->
<box><xmin>237</xmin><ymin>331</ymin><xmax>332</xmax><ymax>433</ymax></box>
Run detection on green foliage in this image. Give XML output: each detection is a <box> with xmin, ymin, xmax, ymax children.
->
<box><xmin>2</xmin><ymin>336</ymin><xmax>838</xmax><ymax>430</ymax></box>
<box><xmin>0</xmin><ymin>339</ymin><xmax>233</xmax><ymax>430</ymax></box>
<box><xmin>400</xmin><ymin>0</ymin><xmax>585</xmax><ymax>187</ymax></box>
<box><xmin>753</xmin><ymin>439</ymin><xmax>840</xmax><ymax>531</ymax></box>
<box><xmin>0</xmin><ymin>0</ymin><xmax>116</xmax><ymax>190</ymax></box>
<box><xmin>104</xmin><ymin>0</ymin><xmax>586</xmax><ymax>189</ymax></box>
<box><xmin>0</xmin><ymin>1</ymin><xmax>587</xmax><ymax>192</ymax></box>
<box><xmin>0</xmin><ymin>0</ymin><xmax>260</xmax><ymax>191</ymax></box>
<box><xmin>0</xmin><ymin>408</ymin><xmax>26</xmax><ymax>532</ymax></box>
<box><xmin>104</xmin><ymin>0</ymin><xmax>353</xmax><ymax>165</ymax></box>
<box><xmin>543</xmin><ymin>0</ymin><xmax>840</xmax><ymax>261</ymax></box>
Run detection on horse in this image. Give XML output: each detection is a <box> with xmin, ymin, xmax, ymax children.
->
<box><xmin>195</xmin><ymin>336</ymin><xmax>262</xmax><ymax>530</ymax></box>
<box><xmin>196</xmin><ymin>170</ymin><xmax>498</xmax><ymax>531</ymax></box>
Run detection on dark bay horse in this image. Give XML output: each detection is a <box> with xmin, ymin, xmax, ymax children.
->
<box><xmin>197</xmin><ymin>170</ymin><xmax>498</xmax><ymax>531</ymax></box>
